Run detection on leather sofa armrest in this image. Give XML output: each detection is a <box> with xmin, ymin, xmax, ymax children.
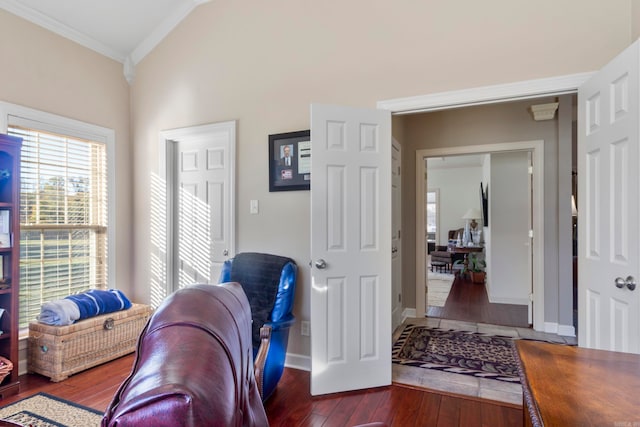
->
<box><xmin>254</xmin><ymin>325</ymin><xmax>272</xmax><ymax>400</ymax></box>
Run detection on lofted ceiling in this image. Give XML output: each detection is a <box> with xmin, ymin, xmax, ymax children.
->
<box><xmin>0</xmin><ymin>0</ymin><xmax>210</xmax><ymax>82</ymax></box>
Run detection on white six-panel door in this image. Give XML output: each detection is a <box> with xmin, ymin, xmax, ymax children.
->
<box><xmin>578</xmin><ymin>40</ymin><xmax>640</xmax><ymax>353</ymax></box>
<box><xmin>310</xmin><ymin>104</ymin><xmax>391</xmax><ymax>395</ymax></box>
<box><xmin>162</xmin><ymin>121</ymin><xmax>236</xmax><ymax>291</ymax></box>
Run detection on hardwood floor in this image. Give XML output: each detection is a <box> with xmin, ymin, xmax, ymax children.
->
<box><xmin>426</xmin><ymin>275</ymin><xmax>529</xmax><ymax>328</ymax></box>
<box><xmin>0</xmin><ymin>354</ymin><xmax>523</xmax><ymax>427</ymax></box>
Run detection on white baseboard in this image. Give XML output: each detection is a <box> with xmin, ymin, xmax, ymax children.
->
<box><xmin>557</xmin><ymin>324</ymin><xmax>576</xmax><ymax>337</ymax></box>
<box><xmin>488</xmin><ymin>295</ymin><xmax>529</xmax><ymax>305</ymax></box>
<box><xmin>543</xmin><ymin>322</ymin><xmax>575</xmax><ymax>337</ymax></box>
<box><xmin>544</xmin><ymin>322</ymin><xmax>558</xmax><ymax>333</ymax></box>
<box><xmin>285</xmin><ymin>352</ymin><xmax>311</xmax><ymax>371</ymax></box>
<box><xmin>402</xmin><ymin>307</ymin><xmax>416</xmax><ymax>321</ymax></box>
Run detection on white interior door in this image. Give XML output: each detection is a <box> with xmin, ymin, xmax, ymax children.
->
<box><xmin>163</xmin><ymin>121</ymin><xmax>236</xmax><ymax>291</ymax></box>
<box><xmin>310</xmin><ymin>103</ymin><xmax>391</xmax><ymax>395</ymax></box>
<box><xmin>391</xmin><ymin>139</ymin><xmax>402</xmax><ymax>329</ymax></box>
<box><xmin>578</xmin><ymin>40</ymin><xmax>640</xmax><ymax>353</ymax></box>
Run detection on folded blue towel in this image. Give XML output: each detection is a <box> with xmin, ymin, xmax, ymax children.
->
<box><xmin>37</xmin><ymin>299</ymin><xmax>81</xmax><ymax>326</ymax></box>
<box><xmin>66</xmin><ymin>289</ymin><xmax>132</xmax><ymax>321</ymax></box>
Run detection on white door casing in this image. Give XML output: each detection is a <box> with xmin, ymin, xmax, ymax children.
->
<box><xmin>310</xmin><ymin>103</ymin><xmax>392</xmax><ymax>396</ymax></box>
<box><xmin>159</xmin><ymin>121</ymin><xmax>236</xmax><ymax>293</ymax></box>
<box><xmin>578</xmin><ymin>40</ymin><xmax>640</xmax><ymax>353</ymax></box>
<box><xmin>391</xmin><ymin>139</ymin><xmax>402</xmax><ymax>330</ymax></box>
<box><xmin>414</xmin><ymin>141</ymin><xmax>544</xmax><ymax>330</ymax></box>
<box><xmin>379</xmin><ymin>72</ymin><xmax>591</xmax><ymax>332</ymax></box>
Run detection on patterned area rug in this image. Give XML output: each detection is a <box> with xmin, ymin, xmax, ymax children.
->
<box><xmin>392</xmin><ymin>324</ymin><xmax>521</xmax><ymax>384</ymax></box>
<box><xmin>427</xmin><ymin>272</ymin><xmax>454</xmax><ymax>307</ymax></box>
<box><xmin>0</xmin><ymin>392</ymin><xmax>103</xmax><ymax>427</ymax></box>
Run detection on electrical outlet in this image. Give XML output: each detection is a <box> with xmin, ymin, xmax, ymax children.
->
<box><xmin>301</xmin><ymin>321</ymin><xmax>310</xmax><ymax>336</ymax></box>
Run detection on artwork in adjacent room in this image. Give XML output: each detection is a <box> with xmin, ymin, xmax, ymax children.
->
<box><xmin>480</xmin><ymin>182</ymin><xmax>489</xmax><ymax>227</ymax></box>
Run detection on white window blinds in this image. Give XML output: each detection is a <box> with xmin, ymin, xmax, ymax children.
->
<box><xmin>8</xmin><ymin>126</ymin><xmax>108</xmax><ymax>328</ymax></box>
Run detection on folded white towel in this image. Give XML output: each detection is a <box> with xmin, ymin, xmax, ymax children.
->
<box><xmin>37</xmin><ymin>299</ymin><xmax>80</xmax><ymax>326</ymax></box>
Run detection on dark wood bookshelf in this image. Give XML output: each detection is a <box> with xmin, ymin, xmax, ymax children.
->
<box><xmin>0</xmin><ymin>133</ymin><xmax>21</xmax><ymax>399</ymax></box>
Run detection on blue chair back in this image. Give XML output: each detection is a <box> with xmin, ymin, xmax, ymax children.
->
<box><xmin>219</xmin><ymin>252</ymin><xmax>297</xmax><ymax>400</ymax></box>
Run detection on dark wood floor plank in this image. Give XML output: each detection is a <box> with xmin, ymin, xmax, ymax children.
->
<box><xmin>415</xmin><ymin>391</ymin><xmax>442</xmax><ymax>426</ymax></box>
<box><xmin>323</xmin><ymin>392</ymin><xmax>366</xmax><ymax>427</ymax></box>
<box><xmin>344</xmin><ymin>387</ymin><xmax>390</xmax><ymax>426</ymax></box>
<box><xmin>368</xmin><ymin>386</ymin><xmax>400</xmax><ymax>426</ymax></box>
<box><xmin>458</xmin><ymin>398</ymin><xmax>483</xmax><ymax>427</ymax></box>
<box><xmin>480</xmin><ymin>401</ymin><xmax>523</xmax><ymax>427</ymax></box>
<box><xmin>428</xmin><ymin>276</ymin><xmax>529</xmax><ymax>327</ymax></box>
<box><xmin>390</xmin><ymin>387</ymin><xmax>425</xmax><ymax>427</ymax></box>
<box><xmin>3</xmin><ymin>353</ymin><xmax>523</xmax><ymax>427</ymax></box>
<box><xmin>436</xmin><ymin>395</ymin><xmax>460</xmax><ymax>427</ymax></box>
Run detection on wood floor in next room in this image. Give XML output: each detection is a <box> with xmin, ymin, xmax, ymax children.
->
<box><xmin>2</xmin><ymin>353</ymin><xmax>523</xmax><ymax>427</ymax></box>
<box><xmin>427</xmin><ymin>275</ymin><xmax>529</xmax><ymax>328</ymax></box>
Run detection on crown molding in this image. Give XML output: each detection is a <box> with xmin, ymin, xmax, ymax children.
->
<box><xmin>0</xmin><ymin>0</ymin><xmax>211</xmax><ymax>84</ymax></box>
<box><xmin>129</xmin><ymin>0</ymin><xmax>211</xmax><ymax>66</ymax></box>
<box><xmin>0</xmin><ymin>0</ymin><xmax>125</xmax><ymax>62</ymax></box>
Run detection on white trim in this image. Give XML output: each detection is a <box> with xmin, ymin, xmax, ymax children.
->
<box><xmin>0</xmin><ymin>101</ymin><xmax>117</xmax><ymax>290</ymax></box>
<box><xmin>128</xmin><ymin>0</ymin><xmax>211</xmax><ymax>66</ymax></box>
<box><xmin>488</xmin><ymin>296</ymin><xmax>531</xmax><ymax>305</ymax></box>
<box><xmin>557</xmin><ymin>324</ymin><xmax>576</xmax><ymax>337</ymax></box>
<box><xmin>377</xmin><ymin>73</ymin><xmax>591</xmax><ymax>332</ymax></box>
<box><xmin>416</xmin><ymin>141</ymin><xmax>544</xmax><ymax>331</ymax></box>
<box><xmin>545</xmin><ymin>321</ymin><xmax>577</xmax><ymax>337</ymax></box>
<box><xmin>377</xmin><ymin>72</ymin><xmax>594</xmax><ymax>113</ymax></box>
<box><xmin>0</xmin><ymin>0</ymin><xmax>211</xmax><ymax>83</ymax></box>
<box><xmin>285</xmin><ymin>352</ymin><xmax>311</xmax><ymax>372</ymax></box>
<box><xmin>0</xmin><ymin>0</ymin><xmax>125</xmax><ymax>62</ymax></box>
<box><xmin>402</xmin><ymin>307</ymin><xmax>417</xmax><ymax>321</ymax></box>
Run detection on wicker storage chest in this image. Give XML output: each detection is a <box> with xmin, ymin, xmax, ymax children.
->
<box><xmin>27</xmin><ymin>303</ymin><xmax>152</xmax><ymax>382</ymax></box>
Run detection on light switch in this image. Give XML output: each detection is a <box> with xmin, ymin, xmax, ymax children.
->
<box><xmin>250</xmin><ymin>199</ymin><xmax>259</xmax><ymax>214</ymax></box>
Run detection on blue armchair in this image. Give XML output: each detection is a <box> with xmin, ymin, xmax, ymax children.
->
<box><xmin>219</xmin><ymin>252</ymin><xmax>297</xmax><ymax>400</ymax></box>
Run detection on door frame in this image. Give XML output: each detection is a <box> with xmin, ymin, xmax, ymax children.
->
<box><xmin>378</xmin><ymin>72</ymin><xmax>592</xmax><ymax>334</ymax></box>
<box><xmin>417</xmin><ymin>142</ymin><xmax>543</xmax><ymax>329</ymax></box>
<box><xmin>157</xmin><ymin>121</ymin><xmax>236</xmax><ymax>297</ymax></box>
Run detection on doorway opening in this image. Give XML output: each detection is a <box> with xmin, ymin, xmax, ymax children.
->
<box><xmin>424</xmin><ymin>151</ymin><xmax>532</xmax><ymax>328</ymax></box>
<box><xmin>382</xmin><ymin>84</ymin><xmax>580</xmax><ymax>334</ymax></box>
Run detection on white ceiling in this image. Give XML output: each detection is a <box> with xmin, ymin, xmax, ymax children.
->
<box><xmin>0</xmin><ymin>0</ymin><xmax>210</xmax><ymax>67</ymax></box>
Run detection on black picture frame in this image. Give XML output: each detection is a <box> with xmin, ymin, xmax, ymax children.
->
<box><xmin>269</xmin><ymin>130</ymin><xmax>311</xmax><ymax>192</ymax></box>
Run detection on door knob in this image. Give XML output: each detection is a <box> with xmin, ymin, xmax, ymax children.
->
<box><xmin>626</xmin><ymin>276</ymin><xmax>637</xmax><ymax>291</ymax></box>
<box><xmin>314</xmin><ymin>259</ymin><xmax>327</xmax><ymax>269</ymax></box>
<box><xmin>223</xmin><ymin>249</ymin><xmax>229</xmax><ymax>256</ymax></box>
<box><xmin>614</xmin><ymin>276</ymin><xmax>636</xmax><ymax>291</ymax></box>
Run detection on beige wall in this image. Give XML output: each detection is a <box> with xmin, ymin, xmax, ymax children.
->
<box><xmin>0</xmin><ymin>11</ymin><xmax>132</xmax><ymax>298</ymax></box>
<box><xmin>130</xmin><ymin>1</ymin><xmax>634</xmax><ymax>357</ymax></box>
<box><xmin>634</xmin><ymin>0</ymin><xmax>640</xmax><ymax>40</ymax></box>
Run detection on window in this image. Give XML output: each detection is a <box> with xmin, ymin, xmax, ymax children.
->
<box><xmin>0</xmin><ymin>103</ymin><xmax>115</xmax><ymax>329</ymax></box>
<box><xmin>426</xmin><ymin>190</ymin><xmax>438</xmax><ymax>252</ymax></box>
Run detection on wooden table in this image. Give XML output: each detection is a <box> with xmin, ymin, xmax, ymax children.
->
<box><xmin>515</xmin><ymin>340</ymin><xmax>640</xmax><ymax>427</ymax></box>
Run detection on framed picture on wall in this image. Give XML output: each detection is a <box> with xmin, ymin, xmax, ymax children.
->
<box><xmin>268</xmin><ymin>130</ymin><xmax>311</xmax><ymax>192</ymax></box>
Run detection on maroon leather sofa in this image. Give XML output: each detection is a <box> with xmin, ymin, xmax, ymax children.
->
<box><xmin>102</xmin><ymin>282</ymin><xmax>269</xmax><ymax>427</ymax></box>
